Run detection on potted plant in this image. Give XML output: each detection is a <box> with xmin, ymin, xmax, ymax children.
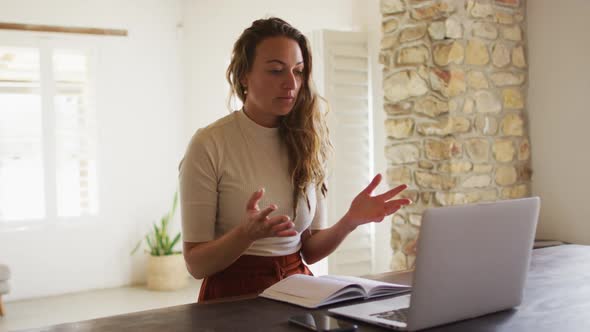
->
<box><xmin>132</xmin><ymin>192</ymin><xmax>188</xmax><ymax>291</ymax></box>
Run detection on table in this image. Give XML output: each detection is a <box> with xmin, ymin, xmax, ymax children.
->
<box><xmin>22</xmin><ymin>245</ymin><xmax>590</xmax><ymax>331</ymax></box>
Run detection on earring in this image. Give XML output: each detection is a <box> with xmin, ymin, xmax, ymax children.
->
<box><xmin>243</xmin><ymin>87</ymin><xmax>248</xmax><ymax>95</ymax></box>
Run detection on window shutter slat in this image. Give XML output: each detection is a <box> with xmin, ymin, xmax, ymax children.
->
<box><xmin>313</xmin><ymin>30</ymin><xmax>374</xmax><ymax>276</ymax></box>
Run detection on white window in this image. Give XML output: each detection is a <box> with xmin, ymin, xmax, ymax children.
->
<box><xmin>0</xmin><ymin>40</ymin><xmax>98</xmax><ymax>223</ymax></box>
<box><xmin>312</xmin><ymin>30</ymin><xmax>375</xmax><ymax>276</ymax></box>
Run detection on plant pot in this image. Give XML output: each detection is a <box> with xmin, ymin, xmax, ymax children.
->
<box><xmin>146</xmin><ymin>253</ymin><xmax>188</xmax><ymax>291</ymax></box>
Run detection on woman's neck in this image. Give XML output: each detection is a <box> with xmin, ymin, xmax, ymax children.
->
<box><xmin>242</xmin><ymin>105</ymin><xmax>279</xmax><ymax>128</ymax></box>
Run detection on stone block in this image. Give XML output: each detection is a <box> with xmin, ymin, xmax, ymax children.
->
<box><xmin>466</xmin><ymin>39</ymin><xmax>490</xmax><ymax>65</ymax></box>
<box><xmin>472</xmin><ymin>21</ymin><xmax>498</xmax><ymax>39</ymax></box>
<box><xmin>386</xmin><ymin>118</ymin><xmax>415</xmax><ymax>138</ymax></box>
<box><xmin>386</xmin><ymin>143</ymin><xmax>421</xmax><ymax>164</ymax></box>
<box><xmin>417</xmin><ymin>117</ymin><xmax>470</xmax><ymax>136</ymax></box>
<box><xmin>382</xmin><ymin>17</ymin><xmax>400</xmax><ymax>33</ymax></box>
<box><xmin>501</xmin><ymin>184</ymin><xmax>529</xmax><ymax>199</ymax></box>
<box><xmin>438</xmin><ymin>161</ymin><xmax>473</xmax><ymax>173</ymax></box>
<box><xmin>400</xmin><ymin>25</ymin><xmax>427</xmax><ymax>42</ymax></box>
<box><xmin>397</xmin><ymin>45</ymin><xmax>430</xmax><ymax>65</ymax></box>
<box><xmin>495</xmin><ymin>0</ymin><xmax>520</xmax><ymax>8</ymax></box>
<box><xmin>385</xmin><ymin>101</ymin><xmax>413</xmax><ymax>115</ymax></box>
<box><xmin>473</xmin><ymin>163</ymin><xmax>494</xmax><ymax>173</ymax></box>
<box><xmin>518</xmin><ymin>164</ymin><xmax>533</xmax><ymax>181</ymax></box>
<box><xmin>381</xmin><ymin>0</ymin><xmax>405</xmax><ymax>14</ymax></box>
<box><xmin>503</xmin><ymin>88</ymin><xmax>525</xmax><ymax>109</ymax></box>
<box><xmin>435</xmin><ymin>191</ymin><xmax>467</xmax><ymax>206</ymax></box>
<box><xmin>495</xmin><ymin>165</ymin><xmax>517</xmax><ymax>185</ymax></box>
<box><xmin>502</xmin><ymin>24</ymin><xmax>522</xmax><ymax>41</ymax></box>
<box><xmin>475</xmin><ymin>114</ymin><xmax>499</xmax><ymax>135</ymax></box>
<box><xmin>467</xmin><ymin>71</ymin><xmax>489</xmax><ymax>89</ymax></box>
<box><xmin>490</xmin><ymin>71</ymin><xmax>525</xmax><ymax>86</ymax></box>
<box><xmin>387</xmin><ymin>166</ymin><xmax>412</xmax><ymax>184</ymax></box>
<box><xmin>430</xmin><ymin>68</ymin><xmax>466</xmax><ymax>97</ymax></box>
<box><xmin>381</xmin><ymin>35</ymin><xmax>397</xmax><ymax>50</ymax></box>
<box><xmin>495</xmin><ymin>11</ymin><xmax>515</xmax><ymax>24</ymax></box>
<box><xmin>463</xmin><ymin>97</ymin><xmax>475</xmax><ymax>113</ymax></box>
<box><xmin>433</xmin><ymin>42</ymin><xmax>464</xmax><ymax>66</ymax></box>
<box><xmin>492</xmin><ymin>42</ymin><xmax>511</xmax><ymax>68</ymax></box>
<box><xmin>445</xmin><ymin>16</ymin><xmax>463</xmax><ymax>39</ymax></box>
<box><xmin>409</xmin><ymin>214</ymin><xmax>422</xmax><ymax>226</ymax></box>
<box><xmin>425</xmin><ymin>138</ymin><xmax>462</xmax><ymax>160</ymax></box>
<box><xmin>475</xmin><ymin>90</ymin><xmax>501</xmax><ymax>113</ymax></box>
<box><xmin>493</xmin><ymin>139</ymin><xmax>515</xmax><ymax>162</ymax></box>
<box><xmin>414</xmin><ymin>95</ymin><xmax>449</xmax><ymax>117</ymax></box>
<box><xmin>418</xmin><ymin>160</ymin><xmax>435</xmax><ymax>169</ymax></box>
<box><xmin>468</xmin><ymin>0</ymin><xmax>494</xmax><ymax>19</ymax></box>
<box><xmin>512</xmin><ymin>45</ymin><xmax>527</xmax><ymax>68</ymax></box>
<box><xmin>411</xmin><ymin>2</ymin><xmax>453</xmax><ymax>20</ymax></box>
<box><xmin>384</xmin><ymin>70</ymin><xmax>429</xmax><ymax>103</ymax></box>
<box><xmin>415</xmin><ymin>171</ymin><xmax>456</xmax><ymax>190</ymax></box>
<box><xmin>466</xmin><ymin>138</ymin><xmax>490</xmax><ymax>161</ymax></box>
<box><xmin>463</xmin><ymin>174</ymin><xmax>492</xmax><ymax>188</ymax></box>
<box><xmin>518</xmin><ymin>138</ymin><xmax>530</xmax><ymax>160</ymax></box>
<box><xmin>428</xmin><ymin>21</ymin><xmax>446</xmax><ymax>40</ymax></box>
<box><xmin>501</xmin><ymin>113</ymin><xmax>524</xmax><ymax>136</ymax></box>
<box><xmin>421</xmin><ymin>191</ymin><xmax>432</xmax><ymax>204</ymax></box>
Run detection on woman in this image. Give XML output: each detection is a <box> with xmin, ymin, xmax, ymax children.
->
<box><xmin>179</xmin><ymin>17</ymin><xmax>411</xmax><ymax>302</ymax></box>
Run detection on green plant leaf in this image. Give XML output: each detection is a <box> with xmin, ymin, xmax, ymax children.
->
<box><xmin>130</xmin><ymin>239</ymin><xmax>142</xmax><ymax>255</ymax></box>
<box><xmin>169</xmin><ymin>233</ymin><xmax>181</xmax><ymax>252</ymax></box>
<box><xmin>169</xmin><ymin>191</ymin><xmax>178</xmax><ymax>222</ymax></box>
<box><xmin>134</xmin><ymin>191</ymin><xmax>181</xmax><ymax>257</ymax></box>
<box><xmin>146</xmin><ymin>235</ymin><xmax>154</xmax><ymax>252</ymax></box>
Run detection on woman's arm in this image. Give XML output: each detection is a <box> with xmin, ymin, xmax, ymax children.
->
<box><xmin>183</xmin><ymin>188</ymin><xmax>296</xmax><ymax>279</ymax></box>
<box><xmin>299</xmin><ymin>215</ymin><xmax>355</xmax><ymax>265</ymax></box>
<box><xmin>301</xmin><ymin>174</ymin><xmax>410</xmax><ymax>264</ymax></box>
<box><xmin>183</xmin><ymin>225</ymin><xmax>254</xmax><ymax>279</ymax></box>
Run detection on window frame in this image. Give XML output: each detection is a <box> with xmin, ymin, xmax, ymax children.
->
<box><xmin>0</xmin><ymin>31</ymin><xmax>101</xmax><ymax>230</ymax></box>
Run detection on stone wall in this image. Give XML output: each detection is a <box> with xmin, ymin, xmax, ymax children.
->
<box><xmin>379</xmin><ymin>0</ymin><xmax>531</xmax><ymax>270</ymax></box>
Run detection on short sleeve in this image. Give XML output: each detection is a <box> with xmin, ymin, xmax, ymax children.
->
<box><xmin>310</xmin><ymin>186</ymin><xmax>327</xmax><ymax>230</ymax></box>
<box><xmin>178</xmin><ymin>130</ymin><xmax>219</xmax><ymax>243</ymax></box>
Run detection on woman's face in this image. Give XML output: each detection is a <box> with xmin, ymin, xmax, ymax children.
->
<box><xmin>242</xmin><ymin>36</ymin><xmax>304</xmax><ymax>128</ymax></box>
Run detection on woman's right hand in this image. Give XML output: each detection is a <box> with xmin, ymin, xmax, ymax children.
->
<box><xmin>240</xmin><ymin>188</ymin><xmax>296</xmax><ymax>242</ymax></box>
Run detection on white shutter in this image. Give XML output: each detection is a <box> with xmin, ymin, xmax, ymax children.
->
<box><xmin>0</xmin><ymin>46</ymin><xmax>45</xmax><ymax>221</ymax></box>
<box><xmin>53</xmin><ymin>49</ymin><xmax>98</xmax><ymax>217</ymax></box>
<box><xmin>0</xmin><ymin>40</ymin><xmax>98</xmax><ymax>222</ymax></box>
<box><xmin>312</xmin><ymin>30</ymin><xmax>374</xmax><ymax>276</ymax></box>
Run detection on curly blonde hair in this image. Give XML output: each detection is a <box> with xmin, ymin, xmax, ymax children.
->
<box><xmin>226</xmin><ymin>17</ymin><xmax>331</xmax><ymax>214</ymax></box>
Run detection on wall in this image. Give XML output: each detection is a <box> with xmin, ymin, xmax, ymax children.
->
<box><xmin>181</xmin><ymin>0</ymin><xmax>364</xmax><ymax>275</ymax></box>
<box><xmin>378</xmin><ymin>0</ymin><xmax>531</xmax><ymax>270</ymax></box>
<box><xmin>0</xmin><ymin>0</ymin><xmax>185</xmax><ymax>300</ymax></box>
<box><xmin>528</xmin><ymin>0</ymin><xmax>590</xmax><ymax>244</ymax></box>
<box><xmin>182</xmin><ymin>0</ymin><xmax>358</xmax><ymax>141</ymax></box>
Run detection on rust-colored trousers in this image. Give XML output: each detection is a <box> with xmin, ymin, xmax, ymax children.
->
<box><xmin>198</xmin><ymin>251</ymin><xmax>313</xmax><ymax>302</ymax></box>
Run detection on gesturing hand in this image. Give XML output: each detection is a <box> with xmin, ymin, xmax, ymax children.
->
<box><xmin>240</xmin><ymin>188</ymin><xmax>297</xmax><ymax>242</ymax></box>
<box><xmin>344</xmin><ymin>174</ymin><xmax>411</xmax><ymax>229</ymax></box>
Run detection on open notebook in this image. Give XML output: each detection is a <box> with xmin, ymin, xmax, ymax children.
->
<box><xmin>259</xmin><ymin>274</ymin><xmax>410</xmax><ymax>308</ymax></box>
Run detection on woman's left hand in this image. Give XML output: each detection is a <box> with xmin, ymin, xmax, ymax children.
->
<box><xmin>343</xmin><ymin>173</ymin><xmax>411</xmax><ymax>229</ymax></box>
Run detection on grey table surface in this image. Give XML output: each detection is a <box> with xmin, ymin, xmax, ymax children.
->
<box><xmin>19</xmin><ymin>244</ymin><xmax>590</xmax><ymax>332</ymax></box>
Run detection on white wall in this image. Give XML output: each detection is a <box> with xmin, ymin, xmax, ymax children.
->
<box><xmin>182</xmin><ymin>0</ymin><xmax>365</xmax><ymax>276</ymax></box>
<box><xmin>0</xmin><ymin>0</ymin><xmax>185</xmax><ymax>300</ymax></box>
<box><xmin>528</xmin><ymin>0</ymin><xmax>590</xmax><ymax>244</ymax></box>
<box><xmin>363</xmin><ymin>0</ymin><xmax>394</xmax><ymax>274</ymax></box>
<box><xmin>182</xmin><ymin>0</ymin><xmax>358</xmax><ymax>141</ymax></box>
<box><xmin>0</xmin><ymin>0</ymin><xmax>392</xmax><ymax>301</ymax></box>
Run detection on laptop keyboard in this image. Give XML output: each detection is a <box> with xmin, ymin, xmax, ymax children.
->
<box><xmin>370</xmin><ymin>307</ymin><xmax>409</xmax><ymax>323</ymax></box>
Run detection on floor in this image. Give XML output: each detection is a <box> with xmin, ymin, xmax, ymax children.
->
<box><xmin>0</xmin><ymin>279</ymin><xmax>202</xmax><ymax>332</ymax></box>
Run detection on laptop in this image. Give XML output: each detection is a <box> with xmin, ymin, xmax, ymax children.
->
<box><xmin>329</xmin><ymin>197</ymin><xmax>541</xmax><ymax>331</ymax></box>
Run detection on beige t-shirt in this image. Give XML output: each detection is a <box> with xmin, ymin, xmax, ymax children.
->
<box><xmin>179</xmin><ymin>110</ymin><xmax>327</xmax><ymax>256</ymax></box>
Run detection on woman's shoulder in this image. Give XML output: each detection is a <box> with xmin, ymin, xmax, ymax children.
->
<box><xmin>188</xmin><ymin>112</ymin><xmax>236</xmax><ymax>151</ymax></box>
<box><xmin>190</xmin><ymin>111</ymin><xmax>239</xmax><ymax>143</ymax></box>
